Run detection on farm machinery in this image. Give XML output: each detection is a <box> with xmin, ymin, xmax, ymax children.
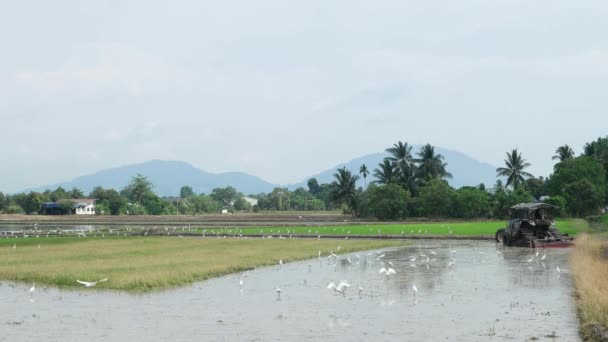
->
<box><xmin>495</xmin><ymin>203</ymin><xmax>573</xmax><ymax>248</ymax></box>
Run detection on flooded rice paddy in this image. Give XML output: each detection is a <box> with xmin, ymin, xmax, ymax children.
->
<box><xmin>1</xmin><ymin>240</ymin><xmax>579</xmax><ymax>341</ymax></box>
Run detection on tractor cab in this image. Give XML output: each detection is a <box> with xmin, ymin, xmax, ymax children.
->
<box><xmin>496</xmin><ymin>203</ymin><xmax>573</xmax><ymax>248</ymax></box>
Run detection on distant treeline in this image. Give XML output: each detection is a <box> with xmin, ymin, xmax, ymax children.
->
<box><xmin>0</xmin><ymin>137</ymin><xmax>607</xmax><ymax>219</ymax></box>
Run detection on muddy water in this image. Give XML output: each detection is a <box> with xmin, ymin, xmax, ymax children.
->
<box><xmin>1</xmin><ymin>240</ymin><xmax>579</xmax><ymax>341</ymax></box>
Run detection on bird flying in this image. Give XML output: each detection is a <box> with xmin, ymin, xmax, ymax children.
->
<box><xmin>379</xmin><ymin>267</ymin><xmax>396</xmax><ymax>276</ymax></box>
<box><xmin>76</xmin><ymin>278</ymin><xmax>108</xmax><ymax>287</ymax></box>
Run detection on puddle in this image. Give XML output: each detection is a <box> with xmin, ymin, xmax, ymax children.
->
<box><xmin>0</xmin><ymin>240</ymin><xmax>579</xmax><ymax>341</ymax></box>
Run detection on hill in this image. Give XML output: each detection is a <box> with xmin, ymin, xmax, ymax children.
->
<box><xmin>288</xmin><ymin>146</ymin><xmax>498</xmax><ymax>190</ymax></box>
<box><xmin>25</xmin><ymin>160</ymin><xmax>276</xmax><ymax>196</ymax></box>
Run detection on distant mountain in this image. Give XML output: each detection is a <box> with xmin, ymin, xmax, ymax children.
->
<box><xmin>24</xmin><ymin>147</ymin><xmax>499</xmax><ymax>197</ymax></box>
<box><xmin>289</xmin><ymin>146</ymin><xmax>499</xmax><ymax>190</ymax></box>
<box><xmin>25</xmin><ymin>160</ymin><xmax>276</xmax><ymax>196</ymax></box>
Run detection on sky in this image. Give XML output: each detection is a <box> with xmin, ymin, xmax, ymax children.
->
<box><xmin>1</xmin><ymin>0</ymin><xmax>607</xmax><ymax>193</ymax></box>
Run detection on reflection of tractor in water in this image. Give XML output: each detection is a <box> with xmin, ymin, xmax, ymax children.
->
<box><xmin>495</xmin><ymin>203</ymin><xmax>574</xmax><ymax>248</ymax></box>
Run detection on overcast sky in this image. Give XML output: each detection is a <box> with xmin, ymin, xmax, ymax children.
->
<box><xmin>1</xmin><ymin>0</ymin><xmax>607</xmax><ymax>193</ymax></box>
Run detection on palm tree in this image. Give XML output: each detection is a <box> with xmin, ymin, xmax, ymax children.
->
<box><xmin>414</xmin><ymin>144</ymin><xmax>452</xmax><ymax>181</ymax></box>
<box><xmin>329</xmin><ymin>167</ymin><xmax>360</xmax><ymax>217</ymax></box>
<box><xmin>396</xmin><ymin>160</ymin><xmax>418</xmax><ymax>195</ymax></box>
<box><xmin>386</xmin><ymin>141</ymin><xmax>413</xmax><ymax>166</ymax></box>
<box><xmin>373</xmin><ymin>159</ymin><xmax>397</xmax><ymax>185</ymax></box>
<box><xmin>496</xmin><ymin>149</ymin><xmax>533</xmax><ymax>190</ymax></box>
<box><xmin>552</xmin><ymin>145</ymin><xmax>575</xmax><ymax>162</ymax></box>
<box><xmin>359</xmin><ymin>164</ymin><xmax>369</xmax><ymax>186</ymax></box>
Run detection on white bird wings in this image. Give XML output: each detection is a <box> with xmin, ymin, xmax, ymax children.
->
<box><xmin>386</xmin><ymin>268</ymin><xmax>396</xmax><ymax>275</ymax></box>
<box><xmin>327</xmin><ymin>282</ymin><xmax>336</xmax><ymax>289</ymax></box>
<box><xmin>379</xmin><ymin>267</ymin><xmax>387</xmax><ymax>274</ymax></box>
<box><xmin>336</xmin><ymin>282</ymin><xmax>350</xmax><ymax>291</ymax></box>
<box><xmin>77</xmin><ymin>278</ymin><xmax>108</xmax><ymax>287</ymax></box>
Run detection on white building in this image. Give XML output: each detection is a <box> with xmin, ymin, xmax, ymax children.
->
<box><xmin>72</xmin><ymin>199</ymin><xmax>96</xmax><ymax>215</ymax></box>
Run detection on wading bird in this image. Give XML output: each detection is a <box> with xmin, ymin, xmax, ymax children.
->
<box><xmin>29</xmin><ymin>282</ymin><xmax>35</xmax><ymax>295</ymax></box>
<box><xmin>327</xmin><ymin>281</ymin><xmax>350</xmax><ymax>295</ymax></box>
<box><xmin>76</xmin><ymin>278</ymin><xmax>108</xmax><ymax>287</ymax></box>
<box><xmin>412</xmin><ymin>284</ymin><xmax>418</xmax><ymax>296</ymax></box>
<box><xmin>379</xmin><ymin>267</ymin><xmax>396</xmax><ymax>276</ymax></box>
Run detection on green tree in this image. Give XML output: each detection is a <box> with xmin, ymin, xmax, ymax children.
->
<box><xmin>58</xmin><ymin>199</ymin><xmax>75</xmax><ymax>214</ymax></box>
<box><xmin>373</xmin><ymin>159</ymin><xmax>397</xmax><ymax>185</ymax></box>
<box><xmin>69</xmin><ymin>187</ymin><xmax>84</xmax><ymax>198</ymax></box>
<box><xmin>546</xmin><ymin>156</ymin><xmax>606</xmax><ymax>199</ymax></box>
<box><xmin>359</xmin><ymin>164</ymin><xmax>369</xmax><ymax>186</ymax></box>
<box><xmin>307</xmin><ymin>178</ymin><xmax>320</xmax><ymax>197</ymax></box>
<box><xmin>496</xmin><ymin>149</ymin><xmax>533</xmax><ymax>190</ymax></box>
<box><xmin>552</xmin><ymin>145</ymin><xmax>575</xmax><ymax>162</ymax></box>
<box><xmin>90</xmin><ymin>187</ymin><xmax>126</xmax><ymax>215</ymax></box>
<box><xmin>329</xmin><ymin>167</ymin><xmax>360</xmax><ymax>217</ymax></box>
<box><xmin>0</xmin><ymin>192</ymin><xmax>8</xmax><ymax>213</ymax></box>
<box><xmin>210</xmin><ymin>186</ymin><xmax>240</xmax><ymax>207</ymax></box>
<box><xmin>49</xmin><ymin>186</ymin><xmax>69</xmax><ymax>202</ymax></box>
<box><xmin>450</xmin><ymin>187</ymin><xmax>490</xmax><ymax>219</ymax></box>
<box><xmin>22</xmin><ymin>192</ymin><xmax>43</xmax><ymax>214</ymax></box>
<box><xmin>524</xmin><ymin>177</ymin><xmax>545</xmax><ymax>200</ymax></box>
<box><xmin>414</xmin><ymin>144</ymin><xmax>452</xmax><ymax>182</ymax></box>
<box><xmin>367</xmin><ymin>184</ymin><xmax>411</xmax><ymax>220</ymax></box>
<box><xmin>386</xmin><ymin>141</ymin><xmax>414</xmax><ymax>166</ymax></box>
<box><xmin>123</xmin><ymin>174</ymin><xmax>155</xmax><ymax>205</ymax></box>
<box><xmin>544</xmin><ymin>195</ymin><xmax>566</xmax><ymax>217</ymax></box>
<box><xmin>234</xmin><ymin>197</ymin><xmax>252</xmax><ymax>211</ymax></box>
<box><xmin>563</xmin><ymin>179</ymin><xmax>604</xmax><ymax>217</ymax></box>
<box><xmin>415</xmin><ymin>179</ymin><xmax>454</xmax><ymax>217</ymax></box>
<box><xmin>180</xmin><ymin>186</ymin><xmax>194</xmax><ymax>199</ymax></box>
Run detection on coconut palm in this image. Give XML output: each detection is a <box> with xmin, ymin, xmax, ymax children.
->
<box><xmin>414</xmin><ymin>144</ymin><xmax>452</xmax><ymax>181</ymax></box>
<box><xmin>386</xmin><ymin>141</ymin><xmax>413</xmax><ymax>166</ymax></box>
<box><xmin>329</xmin><ymin>167</ymin><xmax>360</xmax><ymax>217</ymax></box>
<box><xmin>552</xmin><ymin>145</ymin><xmax>575</xmax><ymax>162</ymax></box>
<box><xmin>359</xmin><ymin>164</ymin><xmax>369</xmax><ymax>186</ymax></box>
<box><xmin>373</xmin><ymin>159</ymin><xmax>397</xmax><ymax>185</ymax></box>
<box><xmin>396</xmin><ymin>160</ymin><xmax>418</xmax><ymax>195</ymax></box>
<box><xmin>496</xmin><ymin>149</ymin><xmax>533</xmax><ymax>190</ymax></box>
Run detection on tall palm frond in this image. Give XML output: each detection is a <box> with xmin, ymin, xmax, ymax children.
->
<box><xmin>496</xmin><ymin>149</ymin><xmax>533</xmax><ymax>190</ymax></box>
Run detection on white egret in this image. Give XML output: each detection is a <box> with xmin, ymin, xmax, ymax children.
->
<box><xmin>379</xmin><ymin>267</ymin><xmax>396</xmax><ymax>276</ymax></box>
<box><xmin>556</xmin><ymin>266</ymin><xmax>561</xmax><ymax>273</ymax></box>
<box><xmin>279</xmin><ymin>259</ymin><xmax>283</xmax><ymax>265</ymax></box>
<box><xmin>388</xmin><ymin>261</ymin><xmax>394</xmax><ymax>267</ymax></box>
<box><xmin>29</xmin><ymin>282</ymin><xmax>35</xmax><ymax>295</ymax></box>
<box><xmin>276</xmin><ymin>287</ymin><xmax>282</xmax><ymax>299</ymax></box>
<box><xmin>496</xmin><ymin>250</ymin><xmax>502</xmax><ymax>255</ymax></box>
<box><xmin>527</xmin><ymin>258</ymin><xmax>533</xmax><ymax>263</ymax></box>
<box><xmin>412</xmin><ymin>284</ymin><xmax>418</xmax><ymax>296</ymax></box>
<box><xmin>76</xmin><ymin>278</ymin><xmax>108</xmax><ymax>287</ymax></box>
<box><xmin>541</xmin><ymin>251</ymin><xmax>547</xmax><ymax>261</ymax></box>
<box><xmin>318</xmin><ymin>250</ymin><xmax>322</xmax><ymax>259</ymax></box>
<box><xmin>239</xmin><ymin>278</ymin><xmax>243</xmax><ymax>289</ymax></box>
<box><xmin>327</xmin><ymin>281</ymin><xmax>350</xmax><ymax>295</ymax></box>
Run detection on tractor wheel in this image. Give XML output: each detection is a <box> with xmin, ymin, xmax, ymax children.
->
<box><xmin>495</xmin><ymin>229</ymin><xmax>506</xmax><ymax>243</ymax></box>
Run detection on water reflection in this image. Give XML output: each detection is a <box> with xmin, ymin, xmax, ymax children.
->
<box><xmin>1</xmin><ymin>240</ymin><xmax>579</xmax><ymax>341</ymax></box>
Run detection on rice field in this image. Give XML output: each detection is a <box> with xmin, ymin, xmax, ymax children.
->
<box><xmin>0</xmin><ymin>236</ymin><xmax>404</xmax><ymax>292</ymax></box>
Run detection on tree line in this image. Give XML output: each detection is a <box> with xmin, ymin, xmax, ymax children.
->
<box><xmin>0</xmin><ymin>137</ymin><xmax>606</xmax><ymax>218</ymax></box>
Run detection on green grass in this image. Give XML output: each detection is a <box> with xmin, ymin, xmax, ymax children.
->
<box><xmin>184</xmin><ymin>219</ymin><xmax>588</xmax><ymax>237</ymax></box>
<box><xmin>0</xmin><ymin>236</ymin><xmax>404</xmax><ymax>292</ymax></box>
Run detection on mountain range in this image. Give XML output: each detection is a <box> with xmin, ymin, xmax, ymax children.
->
<box><xmin>24</xmin><ymin>147</ymin><xmax>499</xmax><ymax>196</ymax></box>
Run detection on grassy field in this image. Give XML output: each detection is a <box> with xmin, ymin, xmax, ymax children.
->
<box><xmin>180</xmin><ymin>219</ymin><xmax>587</xmax><ymax>237</ymax></box>
<box><xmin>570</xmin><ymin>232</ymin><xmax>608</xmax><ymax>340</ymax></box>
<box><xmin>0</xmin><ymin>236</ymin><xmax>404</xmax><ymax>292</ymax></box>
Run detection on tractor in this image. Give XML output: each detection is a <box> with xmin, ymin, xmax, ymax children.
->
<box><xmin>495</xmin><ymin>203</ymin><xmax>573</xmax><ymax>248</ymax></box>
